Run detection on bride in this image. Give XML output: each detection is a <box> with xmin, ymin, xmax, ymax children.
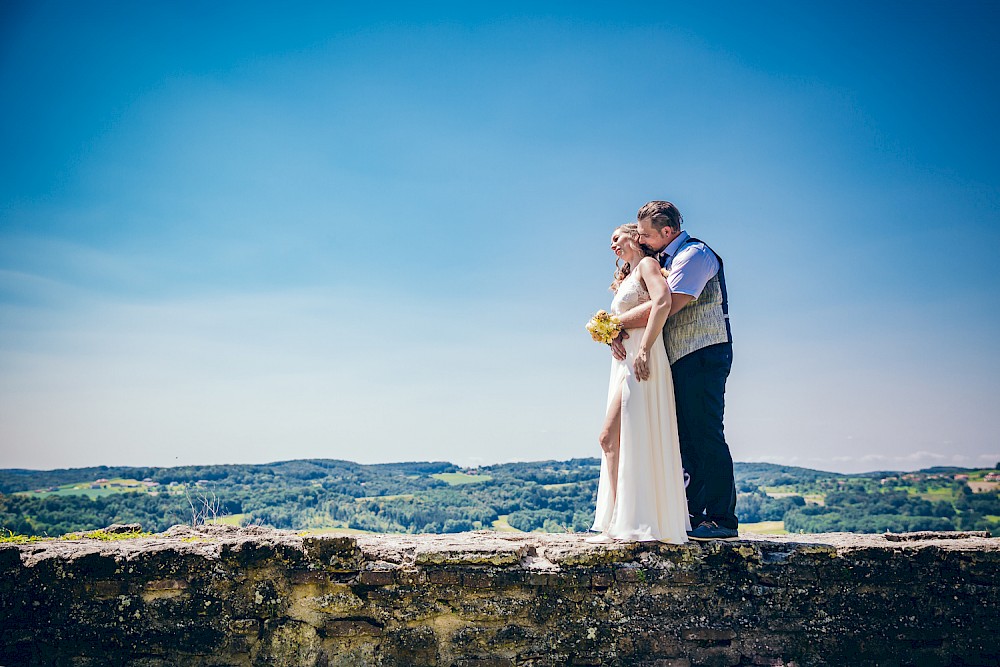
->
<box><xmin>588</xmin><ymin>223</ymin><xmax>690</xmax><ymax>544</ymax></box>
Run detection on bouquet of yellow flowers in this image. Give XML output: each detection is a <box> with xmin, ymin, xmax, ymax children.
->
<box><xmin>586</xmin><ymin>310</ymin><xmax>623</xmax><ymax>344</ymax></box>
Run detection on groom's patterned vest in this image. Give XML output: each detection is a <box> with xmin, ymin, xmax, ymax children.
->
<box><xmin>662</xmin><ymin>237</ymin><xmax>732</xmax><ymax>365</ymax></box>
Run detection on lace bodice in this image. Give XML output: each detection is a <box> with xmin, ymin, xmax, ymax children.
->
<box><xmin>610</xmin><ymin>270</ymin><xmax>649</xmax><ymax>316</ymax></box>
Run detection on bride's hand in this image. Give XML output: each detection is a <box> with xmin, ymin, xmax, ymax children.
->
<box><xmin>610</xmin><ymin>331</ymin><xmax>629</xmax><ymax>361</ymax></box>
<box><xmin>633</xmin><ymin>349</ymin><xmax>651</xmax><ymax>381</ymax></box>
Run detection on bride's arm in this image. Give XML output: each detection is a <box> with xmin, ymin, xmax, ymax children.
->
<box><xmin>633</xmin><ymin>257</ymin><xmax>672</xmax><ymax>382</ymax></box>
<box><xmin>609</xmin><ymin>300</ymin><xmax>651</xmax><ymax>361</ymax></box>
<box><xmin>615</xmin><ymin>300</ymin><xmax>653</xmax><ymax>329</ymax></box>
<box><xmin>610</xmin><ymin>275</ymin><xmax>693</xmax><ymax>361</ymax></box>
<box><xmin>614</xmin><ymin>289</ymin><xmax>693</xmax><ymax>328</ymax></box>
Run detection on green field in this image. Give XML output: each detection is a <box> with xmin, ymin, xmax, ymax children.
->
<box><xmin>431</xmin><ymin>472</ymin><xmax>493</xmax><ymax>485</ymax></box>
<box><xmin>739</xmin><ymin>521</ymin><xmax>787</xmax><ymax>535</ymax></box>
<box><xmin>14</xmin><ymin>478</ymin><xmax>159</xmax><ymax>499</ymax></box>
<box><xmin>207</xmin><ymin>513</ymin><xmax>251</xmax><ymax>527</ymax></box>
<box><xmin>491</xmin><ymin>514</ymin><xmax>522</xmax><ymax>532</ymax></box>
<box><xmin>902</xmin><ymin>486</ymin><xmax>957</xmax><ymax>502</ymax></box>
<box><xmin>763</xmin><ymin>489</ymin><xmax>825</xmax><ymax>505</ymax></box>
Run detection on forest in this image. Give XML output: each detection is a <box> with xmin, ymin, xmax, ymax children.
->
<box><xmin>1</xmin><ymin>458</ymin><xmax>997</xmax><ymax>537</ymax></box>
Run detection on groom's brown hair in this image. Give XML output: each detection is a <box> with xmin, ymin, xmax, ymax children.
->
<box><xmin>637</xmin><ymin>201</ymin><xmax>683</xmax><ymax>232</ymax></box>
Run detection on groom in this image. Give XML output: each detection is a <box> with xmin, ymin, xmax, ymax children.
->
<box><xmin>611</xmin><ymin>200</ymin><xmax>738</xmax><ymax>540</ymax></box>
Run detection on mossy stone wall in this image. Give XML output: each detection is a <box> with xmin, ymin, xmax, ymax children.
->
<box><xmin>1</xmin><ymin>526</ymin><xmax>998</xmax><ymax>666</ymax></box>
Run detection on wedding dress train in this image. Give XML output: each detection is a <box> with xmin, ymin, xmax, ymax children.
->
<box><xmin>590</xmin><ymin>270</ymin><xmax>690</xmax><ymax>543</ymax></box>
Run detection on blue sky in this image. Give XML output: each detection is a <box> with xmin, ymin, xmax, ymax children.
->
<box><xmin>1</xmin><ymin>1</ymin><xmax>998</xmax><ymax>473</ymax></box>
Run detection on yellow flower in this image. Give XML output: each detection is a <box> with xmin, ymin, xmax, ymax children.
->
<box><xmin>585</xmin><ymin>310</ymin><xmax>623</xmax><ymax>344</ymax></box>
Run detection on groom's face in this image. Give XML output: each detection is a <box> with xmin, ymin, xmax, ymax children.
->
<box><xmin>636</xmin><ymin>218</ymin><xmax>679</xmax><ymax>253</ymax></box>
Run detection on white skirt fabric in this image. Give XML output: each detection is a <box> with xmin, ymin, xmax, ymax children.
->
<box><xmin>591</xmin><ymin>328</ymin><xmax>690</xmax><ymax>543</ymax></box>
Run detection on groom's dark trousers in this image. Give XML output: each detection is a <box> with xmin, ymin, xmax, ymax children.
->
<box><xmin>670</xmin><ymin>341</ymin><xmax>738</xmax><ymax>530</ymax></box>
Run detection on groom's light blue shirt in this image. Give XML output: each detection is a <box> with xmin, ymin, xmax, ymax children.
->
<box><xmin>660</xmin><ymin>231</ymin><xmax>720</xmax><ymax>299</ymax></box>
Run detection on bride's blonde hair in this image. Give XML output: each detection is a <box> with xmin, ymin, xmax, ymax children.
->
<box><xmin>610</xmin><ymin>223</ymin><xmax>656</xmax><ymax>292</ymax></box>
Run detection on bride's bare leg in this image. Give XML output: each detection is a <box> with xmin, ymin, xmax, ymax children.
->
<box><xmin>599</xmin><ymin>381</ymin><xmax>624</xmax><ymax>506</ymax></box>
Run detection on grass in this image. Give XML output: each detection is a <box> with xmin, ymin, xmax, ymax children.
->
<box><xmin>761</xmin><ymin>486</ymin><xmax>797</xmax><ymax>495</ymax></box>
<box><xmin>902</xmin><ymin>486</ymin><xmax>958</xmax><ymax>502</ymax></box>
<box><xmin>1</xmin><ymin>528</ymin><xmax>153</xmax><ymax>543</ymax></box>
<box><xmin>542</xmin><ymin>482</ymin><xmax>577</xmax><ymax>491</ymax></box>
<box><xmin>61</xmin><ymin>529</ymin><xmax>154</xmax><ymax>541</ymax></box>
<box><xmin>491</xmin><ymin>514</ymin><xmax>523</xmax><ymax>533</ymax></box>
<box><xmin>431</xmin><ymin>472</ymin><xmax>493</xmax><ymax>486</ymax></box>
<box><xmin>739</xmin><ymin>521</ymin><xmax>787</xmax><ymax>535</ymax></box>
<box><xmin>0</xmin><ymin>531</ymin><xmax>48</xmax><ymax>544</ymax></box>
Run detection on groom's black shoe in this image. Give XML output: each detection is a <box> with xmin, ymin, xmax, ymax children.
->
<box><xmin>687</xmin><ymin>521</ymin><xmax>739</xmax><ymax>541</ymax></box>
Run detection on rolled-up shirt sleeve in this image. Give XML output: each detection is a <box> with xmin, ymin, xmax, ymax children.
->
<box><xmin>667</xmin><ymin>244</ymin><xmax>720</xmax><ymax>299</ymax></box>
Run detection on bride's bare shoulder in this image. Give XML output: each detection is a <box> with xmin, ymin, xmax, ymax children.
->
<box><xmin>636</xmin><ymin>256</ymin><xmax>660</xmax><ymax>273</ymax></box>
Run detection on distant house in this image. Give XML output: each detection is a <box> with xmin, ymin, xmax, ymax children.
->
<box><xmin>954</xmin><ymin>474</ymin><xmax>970</xmax><ymax>481</ymax></box>
<box><xmin>984</xmin><ymin>472</ymin><xmax>1000</xmax><ymax>482</ymax></box>
<box><xmin>95</xmin><ymin>479</ymin><xmax>109</xmax><ymax>484</ymax></box>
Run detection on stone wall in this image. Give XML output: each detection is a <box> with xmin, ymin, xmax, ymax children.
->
<box><xmin>1</xmin><ymin>526</ymin><xmax>998</xmax><ymax>666</ymax></box>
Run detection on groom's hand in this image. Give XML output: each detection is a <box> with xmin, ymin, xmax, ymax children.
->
<box><xmin>610</xmin><ymin>331</ymin><xmax>628</xmax><ymax>361</ymax></box>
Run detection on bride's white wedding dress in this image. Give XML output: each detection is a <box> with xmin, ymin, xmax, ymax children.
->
<box><xmin>590</xmin><ymin>269</ymin><xmax>690</xmax><ymax>543</ymax></box>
